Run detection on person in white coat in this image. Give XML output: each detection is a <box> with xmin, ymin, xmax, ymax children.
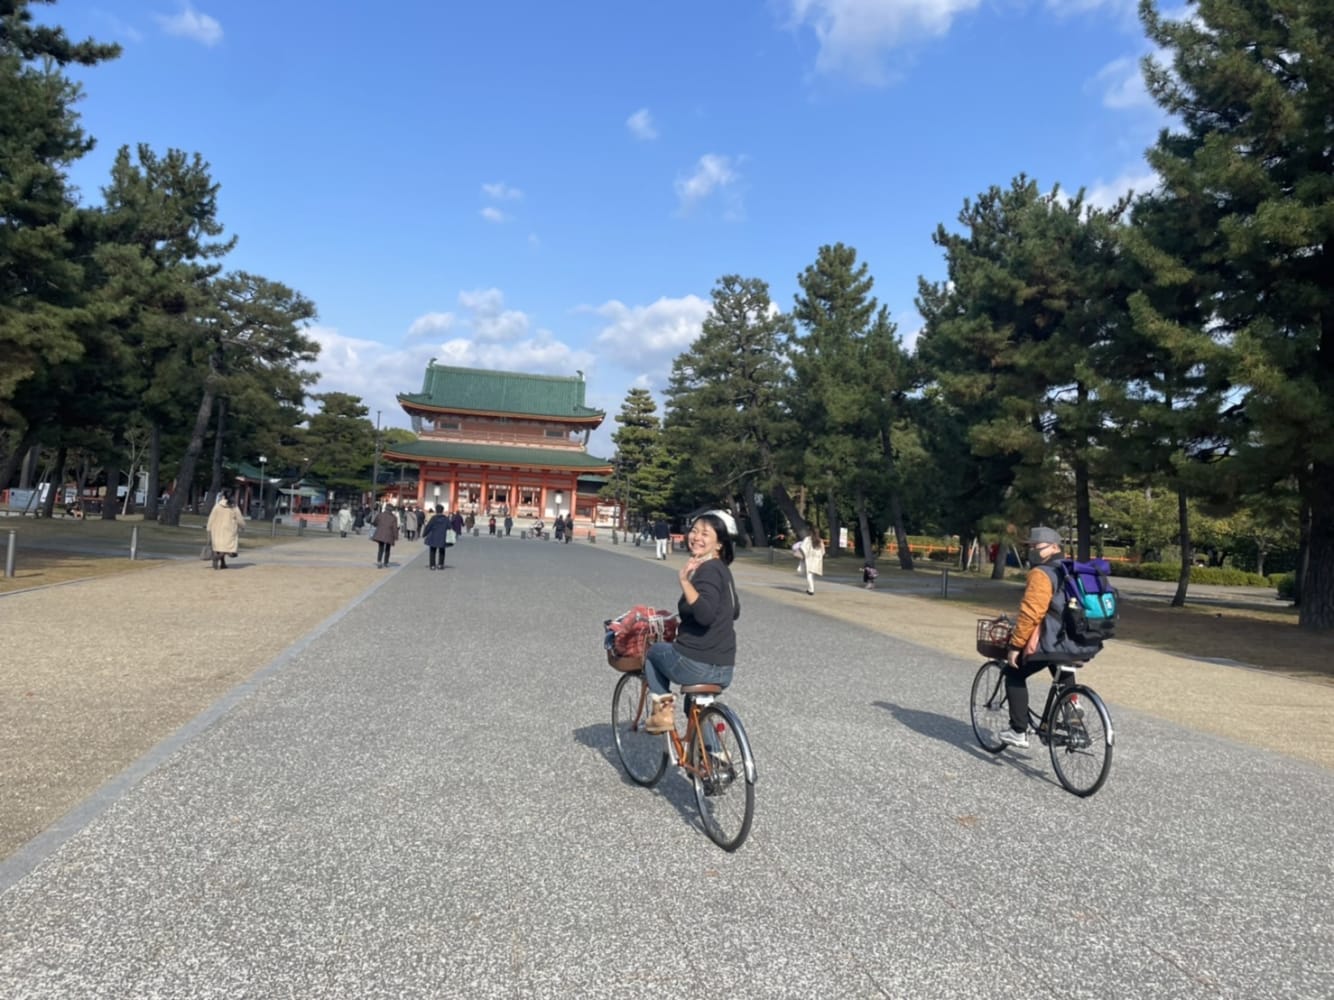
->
<box><xmin>795</xmin><ymin>531</ymin><xmax>825</xmax><ymax>595</ymax></box>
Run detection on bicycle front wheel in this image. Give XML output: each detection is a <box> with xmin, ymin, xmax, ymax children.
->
<box><xmin>612</xmin><ymin>672</ymin><xmax>668</xmax><ymax>787</ymax></box>
<box><xmin>970</xmin><ymin>661</ymin><xmax>1008</xmax><ymax>753</ymax></box>
<box><xmin>1048</xmin><ymin>686</ymin><xmax>1113</xmax><ymax>797</ymax></box>
<box><xmin>691</xmin><ymin>705</ymin><xmax>755</xmax><ymax>852</ymax></box>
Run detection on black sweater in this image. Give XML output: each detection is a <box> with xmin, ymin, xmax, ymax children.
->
<box><xmin>674</xmin><ymin>558</ymin><xmax>740</xmax><ymax>666</ymax></box>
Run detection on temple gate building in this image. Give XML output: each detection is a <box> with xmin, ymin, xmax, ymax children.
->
<box><xmin>380</xmin><ymin>362</ymin><xmax>618</xmax><ymax>529</ymax></box>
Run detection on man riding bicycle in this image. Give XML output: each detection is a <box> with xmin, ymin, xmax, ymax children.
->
<box><xmin>1001</xmin><ymin>526</ymin><xmax>1085</xmax><ymax>748</ymax></box>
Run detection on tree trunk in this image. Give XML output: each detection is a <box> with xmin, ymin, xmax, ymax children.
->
<box><xmin>855</xmin><ymin>489</ymin><xmax>875</xmax><ymax>565</ymax></box>
<box><xmin>0</xmin><ymin>426</ymin><xmax>39</xmax><ymax>492</ymax></box>
<box><xmin>205</xmin><ymin>397</ymin><xmax>228</xmax><ymax>515</ymax></box>
<box><xmin>825</xmin><ymin>490</ymin><xmax>840</xmax><ymax>550</ymax></box>
<box><xmin>144</xmin><ymin>423</ymin><xmax>162</xmax><ymax>521</ymax></box>
<box><xmin>1075</xmin><ymin>455</ymin><xmax>1092</xmax><ymax>562</ymax></box>
<box><xmin>741</xmin><ymin>478</ymin><xmax>765</xmax><ymax>549</ymax></box>
<box><xmin>1293</xmin><ymin>499</ymin><xmax>1310</xmax><ymax>608</ymax></box>
<box><xmin>39</xmin><ymin>446</ymin><xmax>67</xmax><ymax>518</ymax></box>
<box><xmin>19</xmin><ymin>444</ymin><xmax>40</xmax><ymax>489</ymax></box>
<box><xmin>766</xmin><ymin>478</ymin><xmax>808</xmax><ymax>541</ymax></box>
<box><xmin>1172</xmin><ymin>486</ymin><xmax>1190</xmax><ymax>608</ymax></box>
<box><xmin>101</xmin><ymin>464</ymin><xmax>119</xmax><ymax>521</ymax></box>
<box><xmin>163</xmin><ymin>359</ymin><xmax>220</xmax><ymax>528</ymax></box>
<box><xmin>1299</xmin><ymin>460</ymin><xmax>1334</xmax><ymax>629</ymax></box>
<box><xmin>877</xmin><ymin>426</ymin><xmax>913</xmax><ymax>570</ymax></box>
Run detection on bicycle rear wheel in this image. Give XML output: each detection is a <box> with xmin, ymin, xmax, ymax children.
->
<box><xmin>691</xmin><ymin>704</ymin><xmax>755</xmax><ymax>852</ymax></box>
<box><xmin>612</xmin><ymin>672</ymin><xmax>668</xmax><ymax>786</ymax></box>
<box><xmin>970</xmin><ymin>661</ymin><xmax>1008</xmax><ymax>753</ymax></box>
<box><xmin>1048</xmin><ymin>686</ymin><xmax>1113</xmax><ymax>797</ymax></box>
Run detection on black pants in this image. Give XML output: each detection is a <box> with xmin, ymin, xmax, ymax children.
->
<box><xmin>429</xmin><ymin>546</ymin><xmax>446</xmax><ymax>567</ymax></box>
<box><xmin>377</xmin><ymin>542</ymin><xmax>392</xmax><ymax>565</ymax></box>
<box><xmin>1003</xmin><ymin>659</ymin><xmax>1073</xmax><ymax>732</ymax></box>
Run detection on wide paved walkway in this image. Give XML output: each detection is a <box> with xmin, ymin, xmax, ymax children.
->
<box><xmin>1</xmin><ymin>535</ymin><xmax>1330</xmax><ymax>998</ymax></box>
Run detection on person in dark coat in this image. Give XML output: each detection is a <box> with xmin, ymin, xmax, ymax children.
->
<box><xmin>564</xmin><ymin>513</ymin><xmax>574</xmax><ymax>543</ymax></box>
<box><xmin>653</xmin><ymin>518</ymin><xmax>670</xmax><ymax>560</ymax></box>
<box><xmin>353</xmin><ymin>507</ymin><xmax>366</xmax><ymax>535</ymax></box>
<box><xmin>451</xmin><ymin>511</ymin><xmax>465</xmax><ymax>536</ymax></box>
<box><xmin>371</xmin><ymin>505</ymin><xmax>399</xmax><ymax>567</ymax></box>
<box><xmin>422</xmin><ymin>504</ymin><xmax>451</xmax><ymax>570</ymax></box>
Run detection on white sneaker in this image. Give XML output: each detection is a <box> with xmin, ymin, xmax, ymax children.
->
<box><xmin>999</xmin><ymin>728</ymin><xmax>1029</xmax><ymax>749</ymax></box>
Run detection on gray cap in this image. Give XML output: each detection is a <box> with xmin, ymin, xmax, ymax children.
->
<box><xmin>1026</xmin><ymin>526</ymin><xmax>1062</xmax><ymax>545</ymax></box>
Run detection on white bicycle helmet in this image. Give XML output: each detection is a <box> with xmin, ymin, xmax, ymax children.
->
<box><xmin>695</xmin><ymin>509</ymin><xmax>739</xmax><ymax>537</ymax></box>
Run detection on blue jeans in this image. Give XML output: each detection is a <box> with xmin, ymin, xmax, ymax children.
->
<box><xmin>643</xmin><ymin>642</ymin><xmax>734</xmax><ymax>697</ymax></box>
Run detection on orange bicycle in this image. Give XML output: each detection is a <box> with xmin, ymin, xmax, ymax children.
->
<box><xmin>609</xmin><ymin>648</ymin><xmax>756</xmax><ymax>852</ymax></box>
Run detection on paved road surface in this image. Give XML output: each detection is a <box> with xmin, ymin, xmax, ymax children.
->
<box><xmin>0</xmin><ymin>536</ymin><xmax>1329</xmax><ymax>998</ymax></box>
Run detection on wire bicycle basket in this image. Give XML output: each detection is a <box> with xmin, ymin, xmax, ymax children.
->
<box><xmin>976</xmin><ymin>616</ymin><xmax>1013</xmax><ymax>660</ymax></box>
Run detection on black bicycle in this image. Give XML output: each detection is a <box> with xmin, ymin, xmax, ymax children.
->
<box><xmin>969</xmin><ymin>617</ymin><xmax>1114</xmax><ymax>797</ymax></box>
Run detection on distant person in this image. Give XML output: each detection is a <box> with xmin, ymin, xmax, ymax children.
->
<box><xmin>504</xmin><ymin>514</ymin><xmax>513</xmax><ymax>536</ymax></box>
<box><xmin>532</xmin><ymin>519</ymin><xmax>544</xmax><ymax>539</ymax></box>
<box><xmin>794</xmin><ymin>531</ymin><xmax>825</xmax><ymax>596</ymax></box>
<box><xmin>451</xmin><ymin>511</ymin><xmax>465</xmax><ymax>536</ymax></box>
<box><xmin>488</xmin><ymin>515</ymin><xmax>497</xmax><ymax>536</ymax></box>
<box><xmin>423</xmin><ymin>504</ymin><xmax>451</xmax><ymax>570</ymax></box>
<box><xmin>653</xmin><ymin>518</ymin><xmax>670</xmax><ymax>560</ymax></box>
<box><xmin>206</xmin><ymin>490</ymin><xmax>246</xmax><ymax>570</ymax></box>
<box><xmin>371</xmin><ymin>505</ymin><xmax>399</xmax><ymax>568</ymax></box>
<box><xmin>353</xmin><ymin>506</ymin><xmax>366</xmax><ymax>535</ymax></box>
<box><xmin>337</xmin><ymin>506</ymin><xmax>352</xmax><ymax>538</ymax></box>
<box><xmin>564</xmin><ymin>513</ymin><xmax>574</xmax><ymax>543</ymax></box>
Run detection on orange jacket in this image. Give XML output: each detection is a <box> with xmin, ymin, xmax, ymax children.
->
<box><xmin>1011</xmin><ymin>565</ymin><xmax>1055</xmax><ymax>651</ymax></box>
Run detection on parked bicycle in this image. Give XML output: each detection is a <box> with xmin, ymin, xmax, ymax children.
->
<box><xmin>969</xmin><ymin>616</ymin><xmax>1114</xmax><ymax>797</ymax></box>
<box><xmin>607</xmin><ymin>632</ymin><xmax>756</xmax><ymax>851</ymax></box>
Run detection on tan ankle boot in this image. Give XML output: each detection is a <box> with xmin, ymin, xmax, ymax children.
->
<box><xmin>645</xmin><ymin>694</ymin><xmax>675</xmax><ymax>734</ymax></box>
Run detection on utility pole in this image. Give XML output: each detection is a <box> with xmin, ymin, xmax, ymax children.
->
<box><xmin>371</xmin><ymin>410</ymin><xmax>381</xmax><ymax>508</ymax></box>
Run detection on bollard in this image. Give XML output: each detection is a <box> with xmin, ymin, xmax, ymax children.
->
<box><xmin>940</xmin><ymin>566</ymin><xmax>950</xmax><ymax>598</ymax></box>
<box><xmin>5</xmin><ymin>529</ymin><xmax>15</xmax><ymax>578</ymax></box>
<box><xmin>130</xmin><ymin>525</ymin><xmax>139</xmax><ymax>561</ymax></box>
<box><xmin>271</xmin><ymin>517</ymin><xmax>281</xmax><ymax>538</ymax></box>
<box><xmin>768</xmin><ymin>547</ymin><xmax>775</xmax><ymax>564</ymax></box>
<box><xmin>298</xmin><ymin>518</ymin><xmax>307</xmax><ymax>537</ymax></box>
<box><xmin>611</xmin><ymin>530</ymin><xmax>618</xmax><ymax>545</ymax></box>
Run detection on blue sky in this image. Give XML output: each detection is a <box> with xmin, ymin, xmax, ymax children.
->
<box><xmin>53</xmin><ymin>0</ymin><xmax>1166</xmax><ymax>458</ymax></box>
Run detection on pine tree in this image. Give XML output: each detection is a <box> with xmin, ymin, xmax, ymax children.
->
<box><xmin>1141</xmin><ymin>0</ymin><xmax>1334</xmax><ymax>628</ymax></box>
<box><xmin>664</xmin><ymin>275</ymin><xmax>798</xmax><ymax>545</ymax></box>
<box><xmin>0</xmin><ymin>1</ymin><xmax>119</xmax><ymax>479</ymax></box>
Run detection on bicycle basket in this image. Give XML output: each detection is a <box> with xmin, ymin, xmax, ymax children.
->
<box><xmin>605</xmin><ymin>606</ymin><xmax>678</xmax><ymax>671</ymax></box>
<box><xmin>976</xmin><ymin>617</ymin><xmax>1013</xmax><ymax>660</ymax></box>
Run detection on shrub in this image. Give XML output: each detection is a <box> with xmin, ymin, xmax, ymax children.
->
<box><xmin>1273</xmin><ymin>572</ymin><xmax>1296</xmax><ymax>601</ymax></box>
<box><xmin>1108</xmin><ymin>562</ymin><xmax>1270</xmax><ymax>587</ymax></box>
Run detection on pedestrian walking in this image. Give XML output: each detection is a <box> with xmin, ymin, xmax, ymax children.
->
<box><xmin>504</xmin><ymin>514</ymin><xmax>513</xmax><ymax>536</ymax></box>
<box><xmin>371</xmin><ymin>505</ymin><xmax>399</xmax><ymax>567</ymax></box>
<box><xmin>206</xmin><ymin>490</ymin><xmax>246</xmax><ymax>570</ymax></box>
<box><xmin>423</xmin><ymin>504</ymin><xmax>451</xmax><ymax>570</ymax></box>
<box><xmin>337</xmin><ymin>506</ymin><xmax>352</xmax><ymax>538</ymax></box>
<box><xmin>653</xmin><ymin>517</ymin><xmax>670</xmax><ymax>559</ymax></box>
<box><xmin>488</xmin><ymin>516</ymin><xmax>497</xmax><ymax>535</ymax></box>
<box><xmin>794</xmin><ymin>531</ymin><xmax>825</xmax><ymax>595</ymax></box>
<box><xmin>564</xmin><ymin>513</ymin><xmax>574</xmax><ymax>543</ymax></box>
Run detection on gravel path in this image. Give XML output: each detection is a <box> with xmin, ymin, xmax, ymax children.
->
<box><xmin>1</xmin><ymin>532</ymin><xmax>1330</xmax><ymax>997</ymax></box>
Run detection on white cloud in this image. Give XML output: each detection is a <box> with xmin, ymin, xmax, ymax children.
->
<box><xmin>1092</xmin><ymin>55</ymin><xmax>1151</xmax><ymax>110</ymax></box>
<box><xmin>626</xmin><ymin>108</ymin><xmax>658</xmax><ymax>140</ymax></box>
<box><xmin>1082</xmin><ymin>168</ymin><xmax>1159</xmax><ymax>211</ymax></box>
<box><xmin>480</xmin><ymin>206</ymin><xmax>508</xmax><ymax>224</ymax></box>
<box><xmin>591</xmin><ymin>295</ymin><xmax>711</xmax><ymax>357</ymax></box>
<box><xmin>675</xmin><ymin>154</ymin><xmax>741</xmax><ymax>214</ymax></box>
<box><xmin>155</xmin><ymin>3</ymin><xmax>223</xmax><ymax>46</ymax></box>
<box><xmin>784</xmin><ymin>0</ymin><xmax>982</xmax><ymax>84</ymax></box>
<box><xmin>407</xmin><ymin>313</ymin><xmax>456</xmax><ymax>339</ymax></box>
<box><xmin>457</xmin><ymin>288</ymin><xmax>530</xmax><ymax>343</ymax></box>
<box><xmin>302</xmin><ymin>326</ymin><xmax>432</xmax><ymax>431</ymax></box>
<box><xmin>482</xmin><ymin>181</ymin><xmax>523</xmax><ymax>201</ymax></box>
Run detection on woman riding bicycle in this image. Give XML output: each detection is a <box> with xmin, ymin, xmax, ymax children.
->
<box><xmin>643</xmin><ymin>510</ymin><xmax>741</xmax><ymax>734</ymax></box>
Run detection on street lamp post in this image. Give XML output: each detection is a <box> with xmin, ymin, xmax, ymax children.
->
<box><xmin>258</xmin><ymin>455</ymin><xmax>267</xmax><ymax>518</ymax></box>
<box><xmin>371</xmin><ymin>410</ymin><xmax>381</xmax><ymax>509</ymax></box>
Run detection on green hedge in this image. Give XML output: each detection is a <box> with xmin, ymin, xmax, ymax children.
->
<box><xmin>1273</xmin><ymin>572</ymin><xmax>1296</xmax><ymax>601</ymax></box>
<box><xmin>1109</xmin><ymin>562</ymin><xmax>1271</xmax><ymax>587</ymax></box>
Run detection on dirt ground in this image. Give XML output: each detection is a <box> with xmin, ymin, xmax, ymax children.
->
<box><xmin>2</xmin><ymin>525</ymin><xmax>1331</xmax><ymax>865</ymax></box>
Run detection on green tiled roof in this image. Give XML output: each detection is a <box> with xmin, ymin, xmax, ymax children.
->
<box><xmin>399</xmin><ymin>363</ymin><xmax>604</xmax><ymax>421</ymax></box>
<box><xmin>381</xmin><ymin>440</ymin><xmax>613</xmax><ymax>470</ymax></box>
